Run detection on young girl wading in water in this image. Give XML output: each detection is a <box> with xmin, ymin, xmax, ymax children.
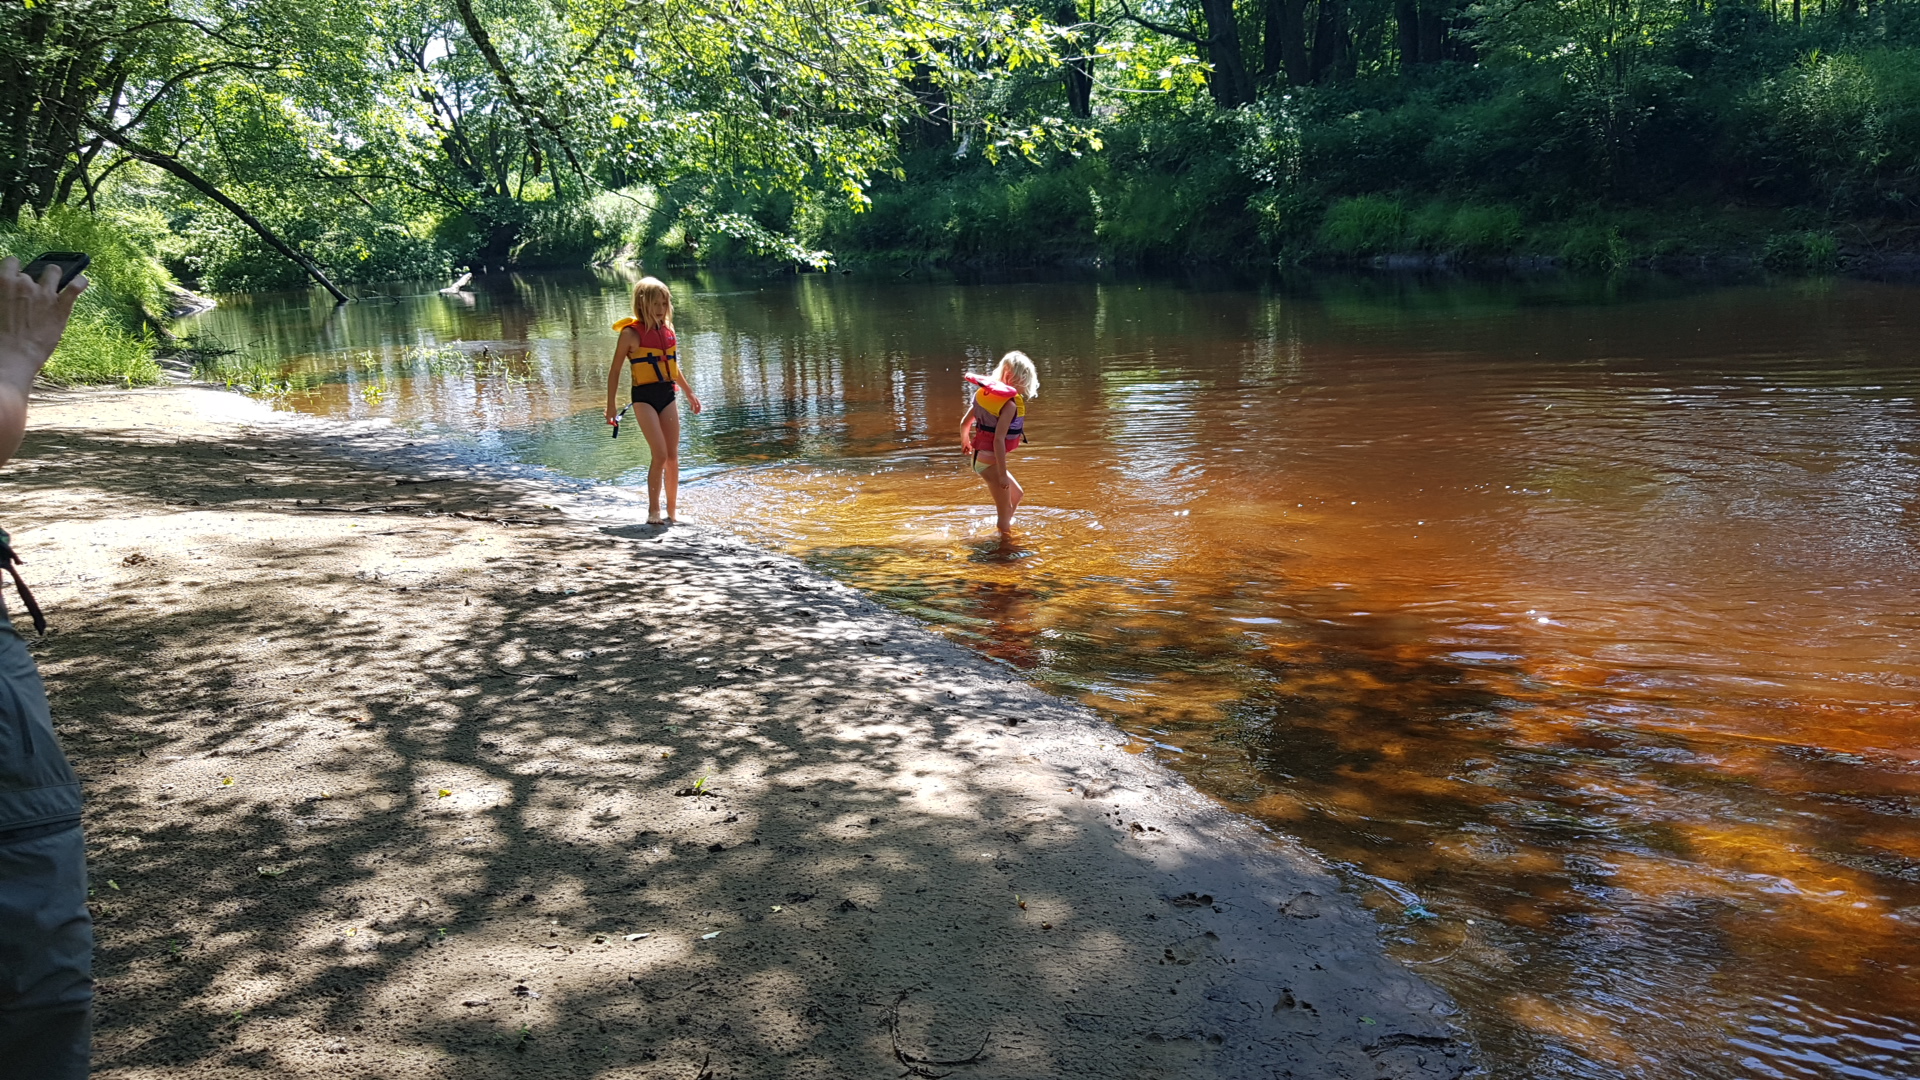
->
<box><xmin>606</xmin><ymin>277</ymin><xmax>702</xmax><ymax>524</ymax></box>
<box><xmin>959</xmin><ymin>351</ymin><xmax>1040</xmax><ymax>536</ymax></box>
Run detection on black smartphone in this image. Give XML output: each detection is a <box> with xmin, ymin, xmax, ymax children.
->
<box><xmin>21</xmin><ymin>251</ymin><xmax>90</xmax><ymax>290</ymax></box>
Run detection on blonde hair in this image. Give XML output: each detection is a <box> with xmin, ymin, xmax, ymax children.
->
<box><xmin>995</xmin><ymin>351</ymin><xmax>1039</xmax><ymax>400</ymax></box>
<box><xmin>631</xmin><ymin>276</ymin><xmax>674</xmax><ymax>330</ymax></box>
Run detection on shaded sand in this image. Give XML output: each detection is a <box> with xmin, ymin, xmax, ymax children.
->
<box><xmin>4</xmin><ymin>386</ymin><xmax>1470</xmax><ymax>1079</ymax></box>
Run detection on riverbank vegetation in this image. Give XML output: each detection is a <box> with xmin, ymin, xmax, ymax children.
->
<box><xmin>825</xmin><ymin>3</ymin><xmax>1920</xmax><ymax>268</ymax></box>
<box><xmin>4</xmin><ymin>0</ymin><xmax>1917</xmax><ymax>381</ymax></box>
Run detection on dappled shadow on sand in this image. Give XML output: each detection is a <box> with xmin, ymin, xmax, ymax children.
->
<box><xmin>3</xmin><ymin>414</ymin><xmax>1469</xmax><ymax>1080</ymax></box>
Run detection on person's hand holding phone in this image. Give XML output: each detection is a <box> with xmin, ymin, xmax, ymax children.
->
<box><xmin>0</xmin><ymin>253</ymin><xmax>90</xmax><ymax>467</ymax></box>
<box><xmin>1</xmin><ymin>254</ymin><xmax>87</xmax><ymax>381</ymax></box>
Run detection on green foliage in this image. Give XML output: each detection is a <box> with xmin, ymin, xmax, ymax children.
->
<box><xmin>1742</xmin><ymin>48</ymin><xmax>1920</xmax><ymax>211</ymax></box>
<box><xmin>820</xmin><ymin>157</ymin><xmax>1104</xmax><ymax>264</ymax></box>
<box><xmin>193</xmin><ymin>352</ymin><xmax>320</xmax><ymax>398</ymax></box>
<box><xmin>181</xmin><ymin>209</ymin><xmax>451</xmax><ymax>293</ymax></box>
<box><xmin>5</xmin><ymin>206</ymin><xmax>173</xmax><ymax>321</ymax></box>
<box><xmin>1559</xmin><ymin>225</ymin><xmax>1632</xmax><ymax>271</ymax></box>
<box><xmin>1441</xmin><ymin>205</ymin><xmax>1524</xmax><ymax>255</ymax></box>
<box><xmin>1</xmin><ymin>207</ymin><xmax>167</xmax><ymax>385</ymax></box>
<box><xmin>10</xmin><ymin>0</ymin><xmax>1920</xmax><ymax>288</ymax></box>
<box><xmin>1761</xmin><ymin>230</ymin><xmax>1840</xmax><ymax>273</ymax></box>
<box><xmin>40</xmin><ymin>309</ymin><xmax>162</xmax><ymax>387</ymax></box>
<box><xmin>1320</xmin><ymin>197</ymin><xmax>1406</xmax><ymax>255</ymax></box>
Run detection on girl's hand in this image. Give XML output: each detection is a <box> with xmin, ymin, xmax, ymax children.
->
<box><xmin>687</xmin><ymin>395</ymin><xmax>703</xmax><ymax>416</ymax></box>
<box><xmin>605</xmin><ymin>408</ymin><xmax>618</xmax><ymax>425</ymax></box>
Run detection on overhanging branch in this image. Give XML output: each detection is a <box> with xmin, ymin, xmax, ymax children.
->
<box><xmin>449</xmin><ymin>0</ymin><xmax>590</xmax><ymax>186</ymax></box>
<box><xmin>88</xmin><ymin>123</ymin><xmax>350</xmax><ymax>305</ymax></box>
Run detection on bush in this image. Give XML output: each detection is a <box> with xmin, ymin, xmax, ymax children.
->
<box><xmin>3</xmin><ymin>205</ymin><xmax>172</xmax><ymax>319</ymax></box>
<box><xmin>1320</xmin><ymin>196</ymin><xmax>1406</xmax><ymax>254</ymax></box>
<box><xmin>1444</xmin><ymin>204</ymin><xmax>1525</xmax><ymax>255</ymax></box>
<box><xmin>1743</xmin><ymin>48</ymin><xmax>1920</xmax><ymax>210</ymax></box>
<box><xmin>1559</xmin><ymin>225</ymin><xmax>1632</xmax><ymax>270</ymax></box>
<box><xmin>513</xmin><ymin>189</ymin><xmax>655</xmax><ymax>267</ymax></box>
<box><xmin>1762</xmin><ymin>230</ymin><xmax>1840</xmax><ymax>272</ymax></box>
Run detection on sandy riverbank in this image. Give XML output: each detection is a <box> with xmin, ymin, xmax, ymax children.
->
<box><xmin>3</xmin><ymin>385</ymin><xmax>1469</xmax><ymax>1079</ymax></box>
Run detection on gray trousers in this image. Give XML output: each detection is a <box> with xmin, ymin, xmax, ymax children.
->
<box><xmin>0</xmin><ymin>617</ymin><xmax>91</xmax><ymax>1078</ymax></box>
<box><xmin>0</xmin><ymin>820</ymin><xmax>91</xmax><ymax>1078</ymax></box>
<box><xmin>0</xmin><ymin>818</ymin><xmax>90</xmax><ymax>1068</ymax></box>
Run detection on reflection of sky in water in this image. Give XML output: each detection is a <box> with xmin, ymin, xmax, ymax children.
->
<box><xmin>1100</xmin><ymin>376</ymin><xmax>1203</xmax><ymax>495</ymax></box>
<box><xmin>188</xmin><ymin>272</ymin><xmax>1920</xmax><ymax>1080</ymax></box>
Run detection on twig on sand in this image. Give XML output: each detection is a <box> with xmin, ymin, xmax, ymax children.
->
<box><xmin>288</xmin><ymin>502</ymin><xmax>432</xmax><ymax>514</ymax></box>
<box><xmin>491</xmin><ymin>668</ymin><xmax>580</xmax><ymax>681</ymax></box>
<box><xmin>692</xmin><ymin>1051</ymin><xmax>715</xmax><ymax>1080</ymax></box>
<box><xmin>393</xmin><ymin>477</ymin><xmax>454</xmax><ymax>485</ymax></box>
<box><xmin>453</xmin><ymin>510</ymin><xmax>545</xmax><ymax>526</ymax></box>
<box><xmin>888</xmin><ymin>989</ymin><xmax>989</xmax><ymax>1078</ymax></box>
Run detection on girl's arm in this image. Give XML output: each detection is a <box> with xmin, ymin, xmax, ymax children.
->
<box><xmin>958</xmin><ymin>402</ymin><xmax>976</xmax><ymax>451</ymax></box>
<box><xmin>605</xmin><ymin>332</ymin><xmax>630</xmax><ymax>422</ymax></box>
<box><xmin>991</xmin><ymin>399</ymin><xmax>1013</xmax><ymax>469</ymax></box>
<box><xmin>673</xmin><ymin>357</ymin><xmax>702</xmax><ymax>415</ymax></box>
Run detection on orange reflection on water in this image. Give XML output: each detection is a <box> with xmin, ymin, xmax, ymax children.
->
<box><xmin>673</xmin><ymin>277</ymin><xmax>1920</xmax><ymax>1080</ymax></box>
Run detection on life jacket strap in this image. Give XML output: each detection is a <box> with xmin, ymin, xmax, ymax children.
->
<box><xmin>631</xmin><ymin>353</ymin><xmax>676</xmax><ymax>385</ymax></box>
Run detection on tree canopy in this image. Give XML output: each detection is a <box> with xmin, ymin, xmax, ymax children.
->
<box><xmin>4</xmin><ymin>0</ymin><xmax>1915</xmax><ymax>293</ymax></box>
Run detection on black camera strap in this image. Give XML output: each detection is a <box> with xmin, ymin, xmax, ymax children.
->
<box><xmin>0</xmin><ymin>529</ymin><xmax>47</xmax><ymax>635</ymax></box>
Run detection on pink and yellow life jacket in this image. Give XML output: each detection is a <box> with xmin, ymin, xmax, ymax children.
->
<box><xmin>965</xmin><ymin>372</ymin><xmax>1025</xmax><ymax>453</ymax></box>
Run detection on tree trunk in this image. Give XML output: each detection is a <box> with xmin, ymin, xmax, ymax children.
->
<box><xmin>1418</xmin><ymin>2</ymin><xmax>1445</xmax><ymax>64</ymax></box>
<box><xmin>1266</xmin><ymin>0</ymin><xmax>1311</xmax><ymax>85</ymax></box>
<box><xmin>0</xmin><ymin>0</ymin><xmax>113</xmax><ymax>221</ymax></box>
<box><xmin>1057</xmin><ymin>0</ymin><xmax>1094</xmax><ymax>118</ymax></box>
<box><xmin>1396</xmin><ymin>0</ymin><xmax>1421</xmax><ymax>69</ymax></box>
<box><xmin>1311</xmin><ymin>0</ymin><xmax>1350</xmax><ymax>83</ymax></box>
<box><xmin>1197</xmin><ymin>0</ymin><xmax>1256</xmax><ymax>105</ymax></box>
<box><xmin>90</xmin><ymin>126</ymin><xmax>350</xmax><ymax>304</ymax></box>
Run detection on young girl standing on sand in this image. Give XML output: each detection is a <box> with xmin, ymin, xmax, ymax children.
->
<box><xmin>606</xmin><ymin>277</ymin><xmax>702</xmax><ymax>524</ymax></box>
<box><xmin>959</xmin><ymin>350</ymin><xmax>1041</xmax><ymax>536</ymax></box>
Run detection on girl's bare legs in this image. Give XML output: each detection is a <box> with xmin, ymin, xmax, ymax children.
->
<box><xmin>659</xmin><ymin>401</ymin><xmax>682</xmax><ymax>520</ymax></box>
<box><xmin>981</xmin><ymin>463</ymin><xmax>1017</xmax><ymax>535</ymax></box>
<box><xmin>632</xmin><ymin>404</ymin><xmax>676</xmax><ymax>521</ymax></box>
<box><xmin>1006</xmin><ymin>467</ymin><xmax>1023</xmax><ymax>515</ymax></box>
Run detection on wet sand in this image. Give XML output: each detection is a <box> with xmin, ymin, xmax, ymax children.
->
<box><xmin>4</xmin><ymin>385</ymin><xmax>1467</xmax><ymax>1079</ymax></box>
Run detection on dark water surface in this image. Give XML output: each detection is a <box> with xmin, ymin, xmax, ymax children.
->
<box><xmin>187</xmin><ymin>270</ymin><xmax>1920</xmax><ymax>1079</ymax></box>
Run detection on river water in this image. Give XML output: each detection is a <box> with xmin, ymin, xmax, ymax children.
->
<box><xmin>186</xmin><ymin>269</ymin><xmax>1920</xmax><ymax>1080</ymax></box>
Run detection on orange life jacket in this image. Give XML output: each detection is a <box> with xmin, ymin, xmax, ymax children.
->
<box><xmin>612</xmin><ymin>317</ymin><xmax>680</xmax><ymax>385</ymax></box>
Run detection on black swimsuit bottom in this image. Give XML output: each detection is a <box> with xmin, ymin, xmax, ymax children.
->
<box><xmin>632</xmin><ymin>381</ymin><xmax>677</xmax><ymax>413</ymax></box>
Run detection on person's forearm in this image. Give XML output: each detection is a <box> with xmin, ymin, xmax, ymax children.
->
<box><xmin>0</xmin><ymin>383</ymin><xmax>27</xmax><ymax>467</ymax></box>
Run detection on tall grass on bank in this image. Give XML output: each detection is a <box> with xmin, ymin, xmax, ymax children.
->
<box><xmin>2</xmin><ymin>208</ymin><xmax>168</xmax><ymax>386</ymax></box>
